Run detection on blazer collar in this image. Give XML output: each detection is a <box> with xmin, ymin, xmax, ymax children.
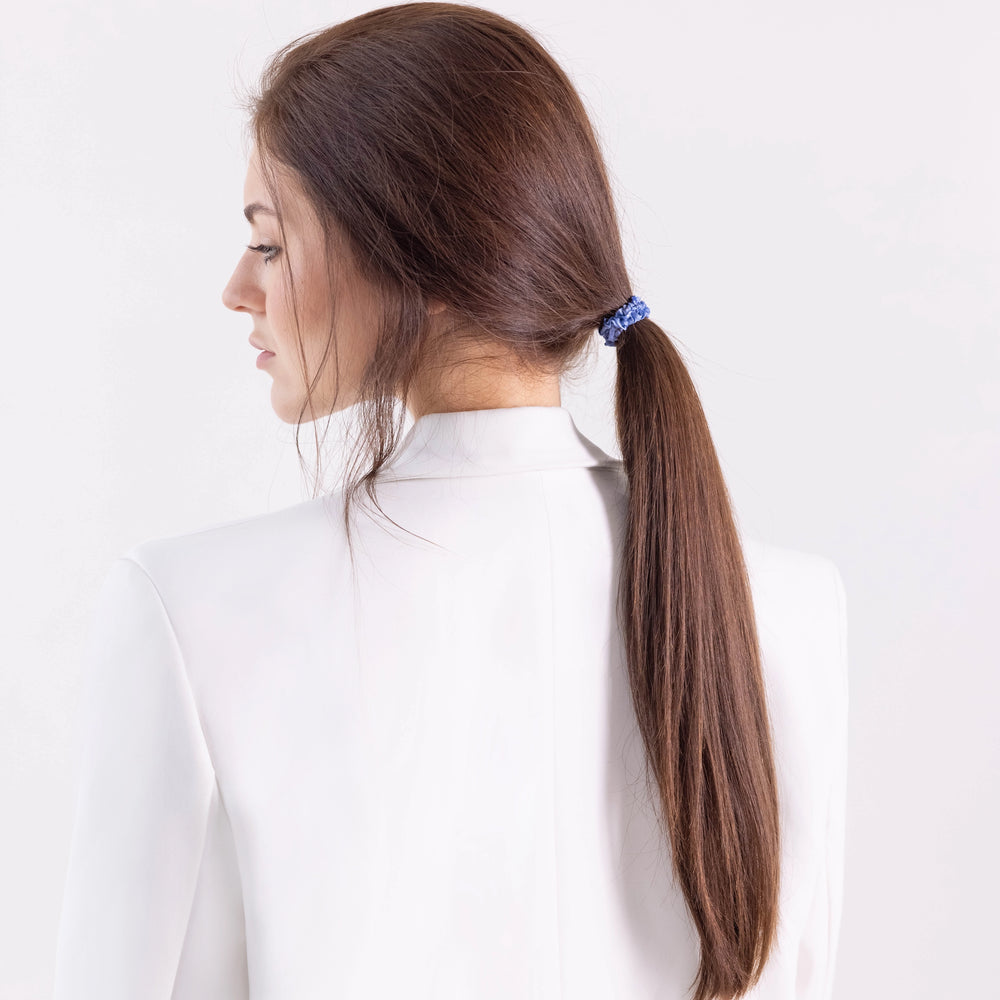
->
<box><xmin>378</xmin><ymin>405</ymin><xmax>621</xmax><ymax>482</ymax></box>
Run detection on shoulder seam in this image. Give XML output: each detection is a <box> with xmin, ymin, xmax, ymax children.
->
<box><xmin>119</xmin><ymin>556</ymin><xmax>218</xmax><ymax>782</ymax></box>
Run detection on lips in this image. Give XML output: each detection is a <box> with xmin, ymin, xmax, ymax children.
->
<box><xmin>249</xmin><ymin>335</ymin><xmax>274</xmax><ymax>353</ymax></box>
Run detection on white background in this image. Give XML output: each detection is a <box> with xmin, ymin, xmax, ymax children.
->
<box><xmin>2</xmin><ymin>1</ymin><xmax>997</xmax><ymax>996</ymax></box>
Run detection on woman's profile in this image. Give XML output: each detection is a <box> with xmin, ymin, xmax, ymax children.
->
<box><xmin>52</xmin><ymin>4</ymin><xmax>848</xmax><ymax>998</ymax></box>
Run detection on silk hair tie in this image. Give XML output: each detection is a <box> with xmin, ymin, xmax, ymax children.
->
<box><xmin>598</xmin><ymin>295</ymin><xmax>650</xmax><ymax>346</ymax></box>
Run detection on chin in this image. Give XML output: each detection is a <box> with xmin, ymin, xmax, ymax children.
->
<box><xmin>270</xmin><ymin>385</ymin><xmax>303</xmax><ymax>425</ymax></box>
<box><xmin>270</xmin><ymin>386</ymin><xmax>341</xmax><ymax>425</ymax></box>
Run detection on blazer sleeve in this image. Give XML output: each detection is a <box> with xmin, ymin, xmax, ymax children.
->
<box><xmin>820</xmin><ymin>562</ymin><xmax>849</xmax><ymax>998</ymax></box>
<box><xmin>52</xmin><ymin>556</ymin><xmax>226</xmax><ymax>998</ymax></box>
<box><xmin>799</xmin><ymin>561</ymin><xmax>849</xmax><ymax>1000</ymax></box>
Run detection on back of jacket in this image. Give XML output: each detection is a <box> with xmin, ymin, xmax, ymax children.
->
<box><xmin>53</xmin><ymin>405</ymin><xmax>848</xmax><ymax>1000</ymax></box>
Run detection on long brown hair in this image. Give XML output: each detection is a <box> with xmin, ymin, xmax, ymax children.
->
<box><xmin>237</xmin><ymin>4</ymin><xmax>780</xmax><ymax>996</ymax></box>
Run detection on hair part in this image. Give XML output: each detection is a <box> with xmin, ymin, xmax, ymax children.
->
<box><xmin>236</xmin><ymin>4</ymin><xmax>780</xmax><ymax>996</ymax></box>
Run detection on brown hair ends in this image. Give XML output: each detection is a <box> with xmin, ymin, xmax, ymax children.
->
<box><xmin>616</xmin><ymin>323</ymin><xmax>781</xmax><ymax>998</ymax></box>
<box><xmin>236</xmin><ymin>4</ymin><xmax>780</xmax><ymax>996</ymax></box>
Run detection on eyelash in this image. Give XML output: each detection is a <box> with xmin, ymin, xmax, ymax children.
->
<box><xmin>246</xmin><ymin>243</ymin><xmax>280</xmax><ymax>264</ymax></box>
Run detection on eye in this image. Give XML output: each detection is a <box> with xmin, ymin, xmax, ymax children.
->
<box><xmin>246</xmin><ymin>243</ymin><xmax>280</xmax><ymax>264</ymax></box>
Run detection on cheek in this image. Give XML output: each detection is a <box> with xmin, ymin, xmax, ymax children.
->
<box><xmin>303</xmin><ymin>267</ymin><xmax>335</xmax><ymax>331</ymax></box>
<box><xmin>299</xmin><ymin>273</ymin><xmax>338</xmax><ymax>362</ymax></box>
<box><xmin>266</xmin><ymin>283</ymin><xmax>295</xmax><ymax>345</ymax></box>
<box><xmin>267</xmin><ymin>291</ymin><xmax>315</xmax><ymax>376</ymax></box>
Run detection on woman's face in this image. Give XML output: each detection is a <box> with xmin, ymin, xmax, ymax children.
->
<box><xmin>222</xmin><ymin>146</ymin><xmax>380</xmax><ymax>423</ymax></box>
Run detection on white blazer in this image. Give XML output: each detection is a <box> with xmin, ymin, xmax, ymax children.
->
<box><xmin>53</xmin><ymin>404</ymin><xmax>848</xmax><ymax>999</ymax></box>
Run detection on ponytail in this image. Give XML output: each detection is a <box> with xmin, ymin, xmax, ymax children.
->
<box><xmin>614</xmin><ymin>318</ymin><xmax>781</xmax><ymax>1000</ymax></box>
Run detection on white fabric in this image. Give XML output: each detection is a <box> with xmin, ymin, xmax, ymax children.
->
<box><xmin>53</xmin><ymin>404</ymin><xmax>848</xmax><ymax>999</ymax></box>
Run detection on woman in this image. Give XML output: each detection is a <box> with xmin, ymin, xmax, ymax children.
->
<box><xmin>53</xmin><ymin>4</ymin><xmax>848</xmax><ymax>998</ymax></box>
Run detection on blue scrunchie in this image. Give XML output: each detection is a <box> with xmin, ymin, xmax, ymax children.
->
<box><xmin>598</xmin><ymin>295</ymin><xmax>650</xmax><ymax>346</ymax></box>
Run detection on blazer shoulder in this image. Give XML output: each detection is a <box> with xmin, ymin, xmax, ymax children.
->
<box><xmin>740</xmin><ymin>535</ymin><xmax>848</xmax><ymax>703</ymax></box>
<box><xmin>119</xmin><ymin>493</ymin><xmax>347</xmax><ymax>602</ymax></box>
<box><xmin>741</xmin><ymin>534</ymin><xmax>843</xmax><ymax>589</ymax></box>
<box><xmin>741</xmin><ymin>535</ymin><xmax>846</xmax><ymax>626</ymax></box>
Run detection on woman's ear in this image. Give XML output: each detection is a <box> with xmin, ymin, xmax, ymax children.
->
<box><xmin>427</xmin><ymin>298</ymin><xmax>448</xmax><ymax>316</ymax></box>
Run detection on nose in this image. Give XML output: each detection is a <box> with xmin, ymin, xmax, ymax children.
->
<box><xmin>221</xmin><ymin>256</ymin><xmax>259</xmax><ymax>313</ymax></box>
<box><xmin>221</xmin><ymin>267</ymin><xmax>243</xmax><ymax>312</ymax></box>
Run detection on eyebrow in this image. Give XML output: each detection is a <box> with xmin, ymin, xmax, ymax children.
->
<box><xmin>244</xmin><ymin>202</ymin><xmax>277</xmax><ymax>223</ymax></box>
